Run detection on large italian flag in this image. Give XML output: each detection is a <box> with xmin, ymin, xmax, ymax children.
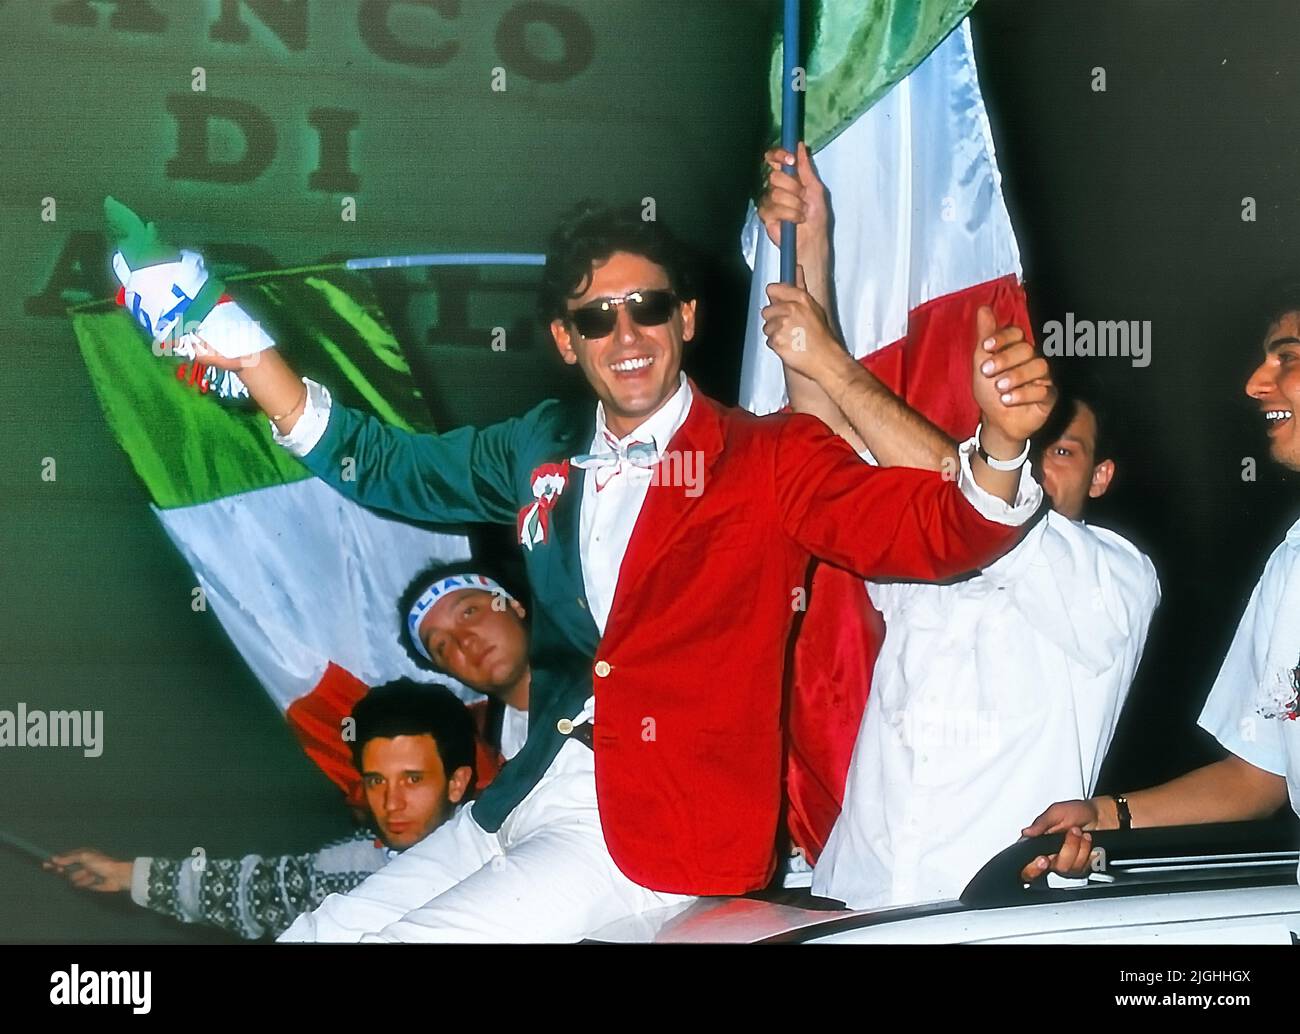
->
<box><xmin>743</xmin><ymin>3</ymin><xmax>1033</xmax><ymax>860</ymax></box>
<box><xmin>71</xmin><ymin>266</ymin><xmax>471</xmax><ymax>804</ymax></box>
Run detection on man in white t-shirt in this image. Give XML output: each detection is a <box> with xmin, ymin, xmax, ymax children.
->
<box><xmin>1022</xmin><ymin>301</ymin><xmax>1300</xmax><ymax>881</ymax></box>
<box><xmin>397</xmin><ymin>562</ymin><xmax>531</xmax><ymax>764</ymax></box>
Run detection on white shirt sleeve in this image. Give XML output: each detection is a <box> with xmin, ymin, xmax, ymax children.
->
<box><xmin>953</xmin><ymin>435</ymin><xmax>1043</xmax><ymax>526</ymax></box>
<box><xmin>270</xmin><ymin>378</ymin><xmax>333</xmax><ymax>458</ymax></box>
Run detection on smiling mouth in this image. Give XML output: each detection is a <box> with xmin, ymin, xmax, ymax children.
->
<box><xmin>610</xmin><ymin>355</ymin><xmax>654</xmax><ymax>374</ymax></box>
<box><xmin>1265</xmin><ymin>408</ymin><xmax>1294</xmax><ymax>432</ymax></box>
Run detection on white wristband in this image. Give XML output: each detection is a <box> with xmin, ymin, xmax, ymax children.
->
<box><xmin>974</xmin><ymin>422</ymin><xmax>1030</xmax><ymax>471</ymax></box>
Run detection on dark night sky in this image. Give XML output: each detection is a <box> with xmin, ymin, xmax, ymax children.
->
<box><xmin>970</xmin><ymin>0</ymin><xmax>1300</xmax><ymax>792</ymax></box>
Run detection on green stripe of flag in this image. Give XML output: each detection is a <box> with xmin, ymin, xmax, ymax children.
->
<box><xmin>71</xmin><ymin>266</ymin><xmax>434</xmax><ymax>510</ymax></box>
<box><xmin>772</xmin><ymin>0</ymin><xmax>978</xmax><ymax>152</ymax></box>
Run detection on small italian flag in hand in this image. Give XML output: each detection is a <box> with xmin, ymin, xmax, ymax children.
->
<box><xmin>105</xmin><ymin>196</ymin><xmax>270</xmax><ymax>402</ymax></box>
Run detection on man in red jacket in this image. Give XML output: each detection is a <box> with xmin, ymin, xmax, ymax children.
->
<box><xmin>114</xmin><ymin>200</ymin><xmax>1051</xmax><ymax>940</ymax></box>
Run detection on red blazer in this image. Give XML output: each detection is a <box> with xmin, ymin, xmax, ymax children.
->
<box><xmin>587</xmin><ymin>392</ymin><xmax>1029</xmax><ymax>894</ymax></box>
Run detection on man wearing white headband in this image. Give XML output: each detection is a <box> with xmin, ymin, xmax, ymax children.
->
<box><xmin>398</xmin><ymin>562</ymin><xmax>531</xmax><ymax>775</ymax></box>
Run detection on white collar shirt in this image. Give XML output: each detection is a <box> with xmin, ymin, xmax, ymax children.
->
<box><xmin>500</xmin><ymin>704</ymin><xmax>529</xmax><ymax>762</ymax></box>
<box><xmin>578</xmin><ymin>372</ymin><xmax>693</xmax><ymax>638</ymax></box>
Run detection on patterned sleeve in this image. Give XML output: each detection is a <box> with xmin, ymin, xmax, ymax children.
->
<box><xmin>132</xmin><ymin>833</ymin><xmax>388</xmax><ymax>940</ymax></box>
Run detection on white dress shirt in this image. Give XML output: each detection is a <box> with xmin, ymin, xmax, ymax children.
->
<box><xmin>578</xmin><ymin>373</ymin><xmax>694</xmax><ymax>635</ymax></box>
<box><xmin>815</xmin><ymin>509</ymin><xmax>1161</xmax><ymax>910</ymax></box>
<box><xmin>1198</xmin><ymin>516</ymin><xmax>1300</xmax><ymax>876</ymax></box>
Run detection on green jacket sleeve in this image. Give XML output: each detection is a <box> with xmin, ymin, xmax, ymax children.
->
<box><xmin>298</xmin><ymin>401</ymin><xmax>524</xmax><ymax>526</ymax></box>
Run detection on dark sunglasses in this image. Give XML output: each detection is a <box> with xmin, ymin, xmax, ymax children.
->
<box><xmin>566</xmin><ymin>289</ymin><xmax>679</xmax><ymax>339</ymax></box>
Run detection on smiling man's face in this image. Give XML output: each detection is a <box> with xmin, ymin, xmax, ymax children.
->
<box><xmin>549</xmin><ymin>250</ymin><xmax>697</xmax><ymax>439</ymax></box>
<box><xmin>1246</xmin><ymin>311</ymin><xmax>1300</xmax><ymax>471</ymax></box>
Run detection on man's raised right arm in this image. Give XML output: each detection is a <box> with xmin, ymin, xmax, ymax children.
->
<box><xmin>241</xmin><ymin>354</ymin><xmax>521</xmax><ymax>526</ymax></box>
<box><xmin>105</xmin><ymin>198</ymin><xmax>521</xmax><ymax>528</ymax></box>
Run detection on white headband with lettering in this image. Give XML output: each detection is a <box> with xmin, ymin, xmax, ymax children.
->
<box><xmin>407</xmin><ymin>573</ymin><xmax>510</xmax><ymax>663</ymax></box>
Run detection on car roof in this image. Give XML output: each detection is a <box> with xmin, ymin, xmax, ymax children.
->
<box><xmin>586</xmin><ymin>817</ymin><xmax>1300</xmax><ymax>944</ymax></box>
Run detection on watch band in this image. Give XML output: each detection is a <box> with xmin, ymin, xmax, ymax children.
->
<box><xmin>1114</xmin><ymin>794</ymin><xmax>1132</xmax><ymax>830</ymax></box>
<box><xmin>974</xmin><ymin>422</ymin><xmax>1030</xmax><ymax>472</ymax></box>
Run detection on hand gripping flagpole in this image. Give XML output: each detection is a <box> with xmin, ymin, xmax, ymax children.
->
<box><xmin>779</xmin><ymin>0</ymin><xmax>802</xmax><ymax>286</ymax></box>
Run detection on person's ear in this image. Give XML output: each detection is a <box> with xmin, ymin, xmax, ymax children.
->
<box><xmin>447</xmin><ymin>765</ymin><xmax>474</xmax><ymax>805</ymax></box>
<box><xmin>679</xmin><ymin>298</ymin><xmax>697</xmax><ymax>343</ymax></box>
<box><xmin>551</xmin><ymin>318</ymin><xmax>579</xmax><ymax>365</ymax></box>
<box><xmin>509</xmin><ymin>598</ymin><xmax>527</xmax><ymax>622</ymax></box>
<box><xmin>1088</xmin><ymin>458</ymin><xmax>1115</xmax><ymax>499</ymax></box>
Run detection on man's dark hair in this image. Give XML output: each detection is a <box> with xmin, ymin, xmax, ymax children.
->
<box><xmin>537</xmin><ymin>200</ymin><xmax>697</xmax><ymax>325</ymax></box>
<box><xmin>396</xmin><ymin>559</ymin><xmax>528</xmax><ymax>673</ymax></box>
<box><xmin>349</xmin><ymin>679</ymin><xmax>476</xmax><ymax>785</ymax></box>
<box><xmin>1034</xmin><ymin>366</ymin><xmax>1113</xmax><ymax>465</ymax></box>
<box><xmin>1256</xmin><ymin>280</ymin><xmax>1300</xmax><ymax>344</ymax></box>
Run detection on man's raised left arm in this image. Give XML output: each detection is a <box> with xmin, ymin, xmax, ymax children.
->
<box><xmin>764</xmin><ymin>276</ymin><xmax>1055</xmax><ymax>507</ymax></box>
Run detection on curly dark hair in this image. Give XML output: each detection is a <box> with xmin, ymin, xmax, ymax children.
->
<box><xmin>536</xmin><ymin>199</ymin><xmax>698</xmax><ymax>325</ymax></box>
<box><xmin>1034</xmin><ymin>366</ymin><xmax>1114</xmax><ymax>465</ymax></box>
<box><xmin>1257</xmin><ymin>280</ymin><xmax>1300</xmax><ymax>343</ymax></box>
<box><xmin>349</xmin><ymin>679</ymin><xmax>476</xmax><ymax>785</ymax></box>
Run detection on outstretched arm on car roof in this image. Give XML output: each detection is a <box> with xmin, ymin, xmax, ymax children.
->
<box><xmin>1017</xmin><ymin>754</ymin><xmax>1290</xmax><ymax>881</ymax></box>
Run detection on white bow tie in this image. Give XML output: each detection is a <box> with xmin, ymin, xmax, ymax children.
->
<box><xmin>571</xmin><ymin>435</ymin><xmax>660</xmax><ymax>490</ymax></box>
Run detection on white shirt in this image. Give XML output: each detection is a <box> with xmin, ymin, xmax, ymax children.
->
<box><xmin>500</xmin><ymin>703</ymin><xmax>529</xmax><ymax>761</ymax></box>
<box><xmin>569</xmin><ymin>373</ymin><xmax>695</xmax><ymax>726</ymax></box>
<box><xmin>1198</xmin><ymin>516</ymin><xmax>1300</xmax><ymax>849</ymax></box>
<box><xmin>814</xmin><ymin>509</ymin><xmax>1161</xmax><ymax>910</ymax></box>
<box><xmin>579</xmin><ymin>373</ymin><xmax>694</xmax><ymax>636</ymax></box>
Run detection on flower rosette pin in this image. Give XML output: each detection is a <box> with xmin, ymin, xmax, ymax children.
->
<box><xmin>518</xmin><ymin>460</ymin><xmax>570</xmax><ymax>551</ymax></box>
